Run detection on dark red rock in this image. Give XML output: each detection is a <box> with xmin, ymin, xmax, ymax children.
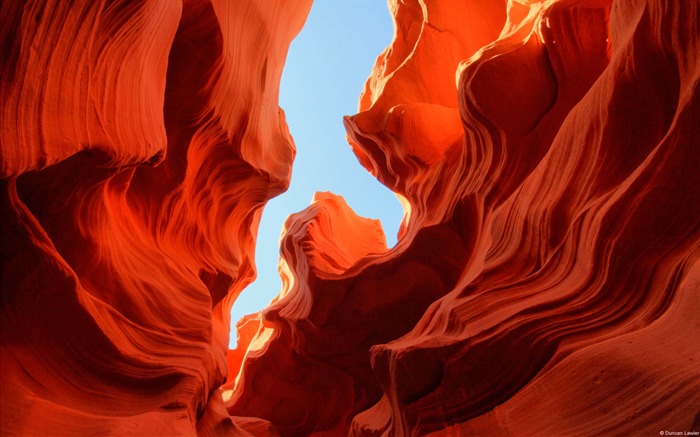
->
<box><xmin>1</xmin><ymin>0</ymin><xmax>310</xmax><ymax>435</ymax></box>
<box><xmin>2</xmin><ymin>0</ymin><xmax>698</xmax><ymax>436</ymax></box>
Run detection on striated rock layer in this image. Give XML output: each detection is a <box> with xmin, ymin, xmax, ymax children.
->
<box><xmin>227</xmin><ymin>0</ymin><xmax>700</xmax><ymax>436</ymax></box>
<box><xmin>2</xmin><ymin>0</ymin><xmax>699</xmax><ymax>436</ymax></box>
<box><xmin>1</xmin><ymin>0</ymin><xmax>311</xmax><ymax>435</ymax></box>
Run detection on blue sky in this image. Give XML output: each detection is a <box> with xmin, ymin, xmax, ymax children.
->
<box><xmin>230</xmin><ymin>1</ymin><xmax>401</xmax><ymax>348</ymax></box>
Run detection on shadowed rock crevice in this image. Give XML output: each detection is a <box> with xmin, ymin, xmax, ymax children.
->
<box><xmin>1</xmin><ymin>0</ymin><xmax>698</xmax><ymax>436</ymax></box>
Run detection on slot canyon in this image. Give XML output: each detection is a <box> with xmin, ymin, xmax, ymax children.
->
<box><xmin>1</xmin><ymin>0</ymin><xmax>699</xmax><ymax>435</ymax></box>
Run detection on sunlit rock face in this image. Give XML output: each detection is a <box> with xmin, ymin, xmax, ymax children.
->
<box><xmin>2</xmin><ymin>0</ymin><xmax>698</xmax><ymax>437</ymax></box>
<box><xmin>1</xmin><ymin>0</ymin><xmax>310</xmax><ymax>435</ymax></box>
<box><xmin>227</xmin><ymin>0</ymin><xmax>700</xmax><ymax>436</ymax></box>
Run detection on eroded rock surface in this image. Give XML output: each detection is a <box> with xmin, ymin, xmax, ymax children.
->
<box><xmin>1</xmin><ymin>0</ymin><xmax>310</xmax><ymax>435</ymax></box>
<box><xmin>2</xmin><ymin>0</ymin><xmax>698</xmax><ymax>436</ymax></box>
<box><xmin>228</xmin><ymin>0</ymin><xmax>700</xmax><ymax>435</ymax></box>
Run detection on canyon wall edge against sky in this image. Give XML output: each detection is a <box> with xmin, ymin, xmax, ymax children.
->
<box><xmin>2</xmin><ymin>0</ymin><xmax>699</xmax><ymax>436</ymax></box>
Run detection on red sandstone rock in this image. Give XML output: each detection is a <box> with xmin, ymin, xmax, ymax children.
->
<box><xmin>1</xmin><ymin>0</ymin><xmax>310</xmax><ymax>435</ymax></box>
<box><xmin>2</xmin><ymin>0</ymin><xmax>699</xmax><ymax>436</ymax></box>
<box><xmin>230</xmin><ymin>0</ymin><xmax>699</xmax><ymax>435</ymax></box>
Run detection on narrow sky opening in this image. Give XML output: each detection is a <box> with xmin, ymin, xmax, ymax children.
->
<box><xmin>229</xmin><ymin>1</ymin><xmax>401</xmax><ymax>348</ymax></box>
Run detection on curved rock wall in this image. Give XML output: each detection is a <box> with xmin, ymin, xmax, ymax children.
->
<box><xmin>2</xmin><ymin>0</ymin><xmax>698</xmax><ymax>436</ymax></box>
<box><xmin>1</xmin><ymin>0</ymin><xmax>310</xmax><ymax>435</ymax></box>
<box><xmin>228</xmin><ymin>0</ymin><xmax>699</xmax><ymax>435</ymax></box>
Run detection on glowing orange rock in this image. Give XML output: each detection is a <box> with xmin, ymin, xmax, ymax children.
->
<box><xmin>230</xmin><ymin>0</ymin><xmax>700</xmax><ymax>435</ymax></box>
<box><xmin>226</xmin><ymin>192</ymin><xmax>481</xmax><ymax>434</ymax></box>
<box><xmin>1</xmin><ymin>0</ymin><xmax>310</xmax><ymax>435</ymax></box>
<box><xmin>2</xmin><ymin>0</ymin><xmax>699</xmax><ymax>435</ymax></box>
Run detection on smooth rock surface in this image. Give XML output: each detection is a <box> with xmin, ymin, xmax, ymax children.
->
<box><xmin>2</xmin><ymin>0</ymin><xmax>698</xmax><ymax>436</ymax></box>
<box><xmin>1</xmin><ymin>0</ymin><xmax>310</xmax><ymax>435</ymax></box>
<box><xmin>229</xmin><ymin>0</ymin><xmax>699</xmax><ymax>435</ymax></box>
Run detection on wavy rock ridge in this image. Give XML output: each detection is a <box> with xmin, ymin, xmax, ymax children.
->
<box><xmin>227</xmin><ymin>0</ymin><xmax>700</xmax><ymax>435</ymax></box>
<box><xmin>2</xmin><ymin>0</ymin><xmax>699</xmax><ymax>436</ymax></box>
<box><xmin>1</xmin><ymin>0</ymin><xmax>310</xmax><ymax>435</ymax></box>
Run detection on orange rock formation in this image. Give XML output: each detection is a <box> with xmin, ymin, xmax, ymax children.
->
<box><xmin>2</xmin><ymin>0</ymin><xmax>310</xmax><ymax>435</ymax></box>
<box><xmin>2</xmin><ymin>0</ymin><xmax>698</xmax><ymax>436</ymax></box>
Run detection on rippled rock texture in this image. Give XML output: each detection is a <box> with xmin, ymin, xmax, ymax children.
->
<box><xmin>2</xmin><ymin>0</ymin><xmax>699</xmax><ymax>436</ymax></box>
<box><xmin>1</xmin><ymin>0</ymin><xmax>311</xmax><ymax>435</ymax></box>
<box><xmin>226</xmin><ymin>0</ymin><xmax>700</xmax><ymax>435</ymax></box>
